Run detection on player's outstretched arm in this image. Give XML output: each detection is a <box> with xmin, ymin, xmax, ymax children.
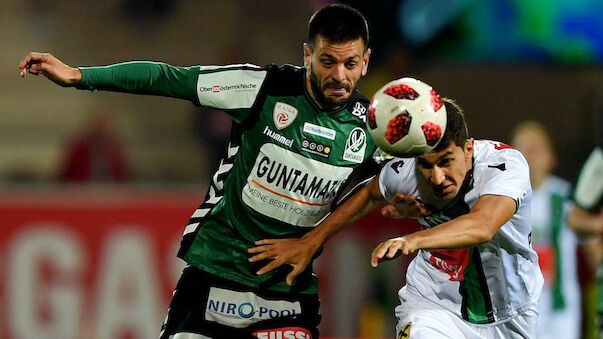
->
<box><xmin>371</xmin><ymin>194</ymin><xmax>515</xmax><ymax>267</ymax></box>
<box><xmin>18</xmin><ymin>52</ymin><xmax>81</xmax><ymax>86</ymax></box>
<box><xmin>248</xmin><ymin>176</ymin><xmax>384</xmax><ymax>286</ymax></box>
<box><xmin>20</xmin><ymin>53</ymin><xmax>200</xmax><ymax>103</ymax></box>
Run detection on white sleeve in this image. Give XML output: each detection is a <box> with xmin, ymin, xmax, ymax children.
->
<box><xmin>478</xmin><ymin>149</ymin><xmax>531</xmax><ymax>204</ymax></box>
<box><xmin>195</xmin><ymin>64</ymin><xmax>267</xmax><ymax>110</ymax></box>
<box><xmin>378</xmin><ymin>158</ymin><xmax>413</xmax><ymax>201</ymax></box>
<box><xmin>574</xmin><ymin>147</ymin><xmax>603</xmax><ymax>209</ymax></box>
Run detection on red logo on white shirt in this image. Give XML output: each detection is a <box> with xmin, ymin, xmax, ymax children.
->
<box><xmin>429</xmin><ymin>249</ymin><xmax>470</xmax><ymax>281</ymax></box>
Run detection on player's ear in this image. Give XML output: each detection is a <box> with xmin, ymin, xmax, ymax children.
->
<box><xmin>361</xmin><ymin>48</ymin><xmax>371</xmax><ymax>76</ymax></box>
<box><xmin>464</xmin><ymin>138</ymin><xmax>475</xmax><ymax>158</ymax></box>
<box><xmin>303</xmin><ymin>43</ymin><xmax>311</xmax><ymax>69</ymax></box>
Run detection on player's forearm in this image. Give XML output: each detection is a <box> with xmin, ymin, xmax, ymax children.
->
<box><xmin>409</xmin><ymin>195</ymin><xmax>513</xmax><ymax>250</ymax></box>
<box><xmin>76</xmin><ymin>61</ymin><xmax>199</xmax><ymax>102</ymax></box>
<box><xmin>567</xmin><ymin>206</ymin><xmax>603</xmax><ymax>237</ymax></box>
<box><xmin>409</xmin><ymin>213</ymin><xmax>494</xmax><ymax>250</ymax></box>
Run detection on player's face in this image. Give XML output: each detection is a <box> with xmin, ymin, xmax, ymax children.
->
<box><xmin>304</xmin><ymin>36</ymin><xmax>370</xmax><ymax>110</ymax></box>
<box><xmin>511</xmin><ymin>128</ymin><xmax>555</xmax><ymax>186</ymax></box>
<box><xmin>416</xmin><ymin>139</ymin><xmax>474</xmax><ymax>200</ymax></box>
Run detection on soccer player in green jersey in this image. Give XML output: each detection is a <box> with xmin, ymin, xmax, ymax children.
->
<box><xmin>19</xmin><ymin>4</ymin><xmax>375</xmax><ymax>338</ymax></box>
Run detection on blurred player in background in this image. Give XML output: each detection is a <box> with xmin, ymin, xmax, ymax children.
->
<box><xmin>250</xmin><ymin>97</ymin><xmax>543</xmax><ymax>338</ymax></box>
<box><xmin>19</xmin><ymin>4</ymin><xmax>377</xmax><ymax>338</ymax></box>
<box><xmin>510</xmin><ymin>121</ymin><xmax>582</xmax><ymax>339</ymax></box>
<box><xmin>566</xmin><ymin>146</ymin><xmax>603</xmax><ymax>338</ymax></box>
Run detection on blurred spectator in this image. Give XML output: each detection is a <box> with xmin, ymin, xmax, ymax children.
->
<box><xmin>60</xmin><ymin>111</ymin><xmax>130</xmax><ymax>183</ymax></box>
<box><xmin>566</xmin><ymin>146</ymin><xmax>603</xmax><ymax>338</ymax></box>
<box><xmin>511</xmin><ymin>120</ymin><xmax>582</xmax><ymax>339</ymax></box>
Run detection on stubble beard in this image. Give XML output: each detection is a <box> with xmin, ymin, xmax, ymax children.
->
<box><xmin>309</xmin><ymin>69</ymin><xmax>350</xmax><ymax>110</ymax></box>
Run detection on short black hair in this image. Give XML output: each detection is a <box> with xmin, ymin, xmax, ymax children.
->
<box><xmin>434</xmin><ymin>98</ymin><xmax>469</xmax><ymax>151</ymax></box>
<box><xmin>307</xmin><ymin>3</ymin><xmax>369</xmax><ymax>50</ymax></box>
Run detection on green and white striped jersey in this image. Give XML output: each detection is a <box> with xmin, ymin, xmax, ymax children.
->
<box><xmin>379</xmin><ymin>140</ymin><xmax>543</xmax><ymax>324</ymax></box>
<box><xmin>78</xmin><ymin>62</ymin><xmax>378</xmax><ymax>294</ymax></box>
<box><xmin>531</xmin><ymin>176</ymin><xmax>581</xmax><ymax>338</ymax></box>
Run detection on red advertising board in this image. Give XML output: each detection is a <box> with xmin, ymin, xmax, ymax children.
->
<box><xmin>0</xmin><ymin>187</ymin><xmax>198</xmax><ymax>339</ymax></box>
<box><xmin>0</xmin><ymin>187</ymin><xmax>417</xmax><ymax>339</ymax></box>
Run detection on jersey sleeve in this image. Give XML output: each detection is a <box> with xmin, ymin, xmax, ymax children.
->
<box><xmin>378</xmin><ymin>158</ymin><xmax>413</xmax><ymax>201</ymax></box>
<box><xmin>194</xmin><ymin>64</ymin><xmax>268</xmax><ymax>123</ymax></box>
<box><xmin>78</xmin><ymin>61</ymin><xmax>200</xmax><ymax>102</ymax></box>
<box><xmin>573</xmin><ymin>146</ymin><xmax>603</xmax><ymax>210</ymax></box>
<box><xmin>77</xmin><ymin>62</ymin><xmax>268</xmax><ymax>124</ymax></box>
<box><xmin>332</xmin><ymin>156</ymin><xmax>380</xmax><ymax>210</ymax></box>
<box><xmin>478</xmin><ymin>149</ymin><xmax>531</xmax><ymax>205</ymax></box>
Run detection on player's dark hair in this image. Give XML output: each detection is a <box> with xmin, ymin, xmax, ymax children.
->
<box><xmin>434</xmin><ymin>98</ymin><xmax>469</xmax><ymax>151</ymax></box>
<box><xmin>307</xmin><ymin>4</ymin><xmax>369</xmax><ymax>50</ymax></box>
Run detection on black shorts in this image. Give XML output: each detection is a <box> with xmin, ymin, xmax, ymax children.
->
<box><xmin>159</xmin><ymin>266</ymin><xmax>321</xmax><ymax>339</ymax></box>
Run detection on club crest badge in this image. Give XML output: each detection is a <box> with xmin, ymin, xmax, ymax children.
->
<box><xmin>343</xmin><ymin>127</ymin><xmax>367</xmax><ymax>163</ymax></box>
<box><xmin>273</xmin><ymin>102</ymin><xmax>298</xmax><ymax>130</ymax></box>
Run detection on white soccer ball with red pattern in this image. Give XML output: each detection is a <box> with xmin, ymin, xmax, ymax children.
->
<box><xmin>367</xmin><ymin>77</ymin><xmax>447</xmax><ymax>157</ymax></box>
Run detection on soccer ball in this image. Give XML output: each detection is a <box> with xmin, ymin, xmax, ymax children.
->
<box><xmin>367</xmin><ymin>78</ymin><xmax>447</xmax><ymax>157</ymax></box>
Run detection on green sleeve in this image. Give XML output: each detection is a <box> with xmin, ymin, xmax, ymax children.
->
<box><xmin>76</xmin><ymin>61</ymin><xmax>200</xmax><ymax>105</ymax></box>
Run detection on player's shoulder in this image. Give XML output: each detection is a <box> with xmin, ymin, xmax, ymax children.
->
<box><xmin>381</xmin><ymin>156</ymin><xmax>415</xmax><ymax>179</ymax></box>
<box><xmin>473</xmin><ymin>139</ymin><xmax>528</xmax><ymax>174</ymax></box>
<box><xmin>259</xmin><ymin>63</ymin><xmax>305</xmax><ymax>95</ymax></box>
<box><xmin>474</xmin><ymin>139</ymin><xmax>526</xmax><ymax>164</ymax></box>
<box><xmin>198</xmin><ymin>63</ymin><xmax>265</xmax><ymax>72</ymax></box>
<box><xmin>471</xmin><ymin>140</ymin><xmax>531</xmax><ymax>198</ymax></box>
<box><xmin>378</xmin><ymin>156</ymin><xmax>416</xmax><ymax>198</ymax></box>
<box><xmin>266</xmin><ymin>63</ymin><xmax>304</xmax><ymax>78</ymax></box>
<box><xmin>195</xmin><ymin>63</ymin><xmax>270</xmax><ymax>91</ymax></box>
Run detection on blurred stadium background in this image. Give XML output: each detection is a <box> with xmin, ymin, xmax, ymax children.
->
<box><xmin>1</xmin><ymin>0</ymin><xmax>602</xmax><ymax>338</ymax></box>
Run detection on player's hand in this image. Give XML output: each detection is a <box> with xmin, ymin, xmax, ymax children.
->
<box><xmin>371</xmin><ymin>236</ymin><xmax>416</xmax><ymax>267</ymax></box>
<box><xmin>380</xmin><ymin>193</ymin><xmax>430</xmax><ymax>219</ymax></box>
<box><xmin>248</xmin><ymin>237</ymin><xmax>320</xmax><ymax>286</ymax></box>
<box><xmin>18</xmin><ymin>52</ymin><xmax>81</xmax><ymax>86</ymax></box>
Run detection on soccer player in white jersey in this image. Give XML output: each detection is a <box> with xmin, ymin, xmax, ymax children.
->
<box><xmin>250</xmin><ymin>97</ymin><xmax>544</xmax><ymax>338</ymax></box>
<box><xmin>511</xmin><ymin>121</ymin><xmax>582</xmax><ymax>339</ymax></box>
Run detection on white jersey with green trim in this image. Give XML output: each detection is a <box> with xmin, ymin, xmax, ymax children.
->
<box><xmin>531</xmin><ymin>176</ymin><xmax>580</xmax><ymax>339</ymax></box>
<box><xmin>378</xmin><ymin>139</ymin><xmax>543</xmax><ymax>324</ymax></box>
